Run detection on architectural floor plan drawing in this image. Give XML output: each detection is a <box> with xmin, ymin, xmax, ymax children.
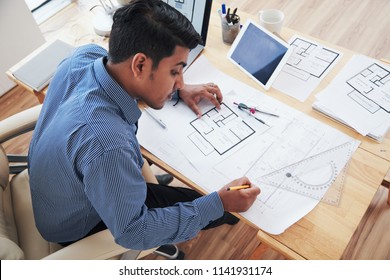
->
<box><xmin>189</xmin><ymin>103</ymin><xmax>255</xmax><ymax>155</ymax></box>
<box><xmin>346</xmin><ymin>63</ymin><xmax>390</xmax><ymax>113</ymax></box>
<box><xmin>286</xmin><ymin>37</ymin><xmax>340</xmax><ymax>80</ymax></box>
<box><xmin>314</xmin><ymin>54</ymin><xmax>390</xmax><ymax>139</ymax></box>
<box><xmin>273</xmin><ymin>35</ymin><xmax>342</xmax><ymax>101</ymax></box>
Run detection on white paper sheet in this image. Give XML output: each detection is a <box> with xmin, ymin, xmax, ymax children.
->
<box><xmin>137</xmin><ymin>56</ymin><xmax>359</xmax><ymax>234</ymax></box>
<box><xmin>273</xmin><ymin>35</ymin><xmax>342</xmax><ymax>102</ymax></box>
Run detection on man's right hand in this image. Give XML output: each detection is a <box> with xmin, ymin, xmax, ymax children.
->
<box><xmin>179</xmin><ymin>83</ymin><xmax>223</xmax><ymax>117</ymax></box>
<box><xmin>217</xmin><ymin>177</ymin><xmax>261</xmax><ymax>213</ymax></box>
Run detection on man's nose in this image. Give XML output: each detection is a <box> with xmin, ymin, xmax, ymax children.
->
<box><xmin>175</xmin><ymin>73</ymin><xmax>185</xmax><ymax>90</ymax></box>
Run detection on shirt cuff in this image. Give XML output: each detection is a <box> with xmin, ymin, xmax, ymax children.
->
<box><xmin>193</xmin><ymin>191</ymin><xmax>224</xmax><ymax>228</ymax></box>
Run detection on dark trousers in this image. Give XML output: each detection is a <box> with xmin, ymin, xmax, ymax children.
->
<box><xmin>59</xmin><ymin>183</ymin><xmax>236</xmax><ymax>246</ymax></box>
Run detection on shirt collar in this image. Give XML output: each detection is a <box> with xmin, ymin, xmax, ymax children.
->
<box><xmin>93</xmin><ymin>57</ymin><xmax>141</xmax><ymax>125</ymax></box>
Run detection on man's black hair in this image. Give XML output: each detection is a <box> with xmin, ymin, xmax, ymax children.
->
<box><xmin>108</xmin><ymin>0</ymin><xmax>202</xmax><ymax>68</ymax></box>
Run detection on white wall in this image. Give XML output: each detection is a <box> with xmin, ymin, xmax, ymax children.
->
<box><xmin>0</xmin><ymin>0</ymin><xmax>45</xmax><ymax>96</ymax></box>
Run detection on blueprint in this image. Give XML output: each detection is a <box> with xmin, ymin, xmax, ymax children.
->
<box><xmin>273</xmin><ymin>35</ymin><xmax>342</xmax><ymax>102</ymax></box>
<box><xmin>346</xmin><ymin>63</ymin><xmax>390</xmax><ymax>113</ymax></box>
<box><xmin>189</xmin><ymin>103</ymin><xmax>255</xmax><ymax>155</ymax></box>
<box><xmin>315</xmin><ymin>54</ymin><xmax>390</xmax><ymax>138</ymax></box>
<box><xmin>137</xmin><ymin>56</ymin><xmax>360</xmax><ymax>234</ymax></box>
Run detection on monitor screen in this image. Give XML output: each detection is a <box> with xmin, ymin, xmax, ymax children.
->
<box><xmin>163</xmin><ymin>0</ymin><xmax>212</xmax><ymax>45</ymax></box>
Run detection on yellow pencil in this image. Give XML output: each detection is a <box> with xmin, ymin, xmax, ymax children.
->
<box><xmin>227</xmin><ymin>185</ymin><xmax>251</xmax><ymax>191</ymax></box>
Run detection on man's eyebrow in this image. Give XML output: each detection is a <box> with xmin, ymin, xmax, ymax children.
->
<box><xmin>176</xmin><ymin>61</ymin><xmax>187</xmax><ymax>68</ymax></box>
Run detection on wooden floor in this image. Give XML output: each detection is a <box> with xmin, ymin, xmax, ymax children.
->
<box><xmin>1</xmin><ymin>0</ymin><xmax>389</xmax><ymax>260</ymax></box>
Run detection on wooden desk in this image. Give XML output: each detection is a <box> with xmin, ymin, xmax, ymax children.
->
<box><xmin>7</xmin><ymin>0</ymin><xmax>390</xmax><ymax>259</ymax></box>
<box><xmin>206</xmin><ymin>0</ymin><xmax>389</xmax><ymax>259</ymax></box>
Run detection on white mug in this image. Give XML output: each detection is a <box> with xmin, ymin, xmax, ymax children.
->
<box><xmin>259</xmin><ymin>9</ymin><xmax>285</xmax><ymax>33</ymax></box>
<box><xmin>116</xmin><ymin>0</ymin><xmax>130</xmax><ymax>5</ymax></box>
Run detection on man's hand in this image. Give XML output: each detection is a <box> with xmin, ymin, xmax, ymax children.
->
<box><xmin>217</xmin><ymin>177</ymin><xmax>261</xmax><ymax>213</ymax></box>
<box><xmin>179</xmin><ymin>83</ymin><xmax>223</xmax><ymax>117</ymax></box>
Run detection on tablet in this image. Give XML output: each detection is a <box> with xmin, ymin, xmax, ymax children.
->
<box><xmin>227</xmin><ymin>19</ymin><xmax>292</xmax><ymax>90</ymax></box>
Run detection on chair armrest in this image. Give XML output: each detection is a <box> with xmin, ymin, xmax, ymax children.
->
<box><xmin>0</xmin><ymin>104</ymin><xmax>42</xmax><ymax>143</ymax></box>
<box><xmin>8</xmin><ymin>155</ymin><xmax>29</xmax><ymax>174</ymax></box>
<box><xmin>42</xmin><ymin>229</ymin><xmax>130</xmax><ymax>260</ymax></box>
<box><xmin>9</xmin><ymin>163</ymin><xmax>28</xmax><ymax>174</ymax></box>
<box><xmin>7</xmin><ymin>155</ymin><xmax>28</xmax><ymax>162</ymax></box>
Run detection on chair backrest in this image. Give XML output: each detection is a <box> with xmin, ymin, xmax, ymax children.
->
<box><xmin>0</xmin><ymin>145</ymin><xmax>62</xmax><ymax>259</ymax></box>
<box><xmin>0</xmin><ymin>145</ymin><xmax>24</xmax><ymax>259</ymax></box>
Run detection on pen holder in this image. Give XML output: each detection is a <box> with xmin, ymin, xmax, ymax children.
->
<box><xmin>221</xmin><ymin>15</ymin><xmax>240</xmax><ymax>44</ymax></box>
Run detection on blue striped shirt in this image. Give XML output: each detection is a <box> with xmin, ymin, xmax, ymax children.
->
<box><xmin>28</xmin><ymin>44</ymin><xmax>224</xmax><ymax>249</ymax></box>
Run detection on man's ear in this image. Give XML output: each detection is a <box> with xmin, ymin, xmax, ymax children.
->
<box><xmin>132</xmin><ymin>53</ymin><xmax>147</xmax><ymax>77</ymax></box>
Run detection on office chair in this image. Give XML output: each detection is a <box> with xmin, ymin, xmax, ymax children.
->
<box><xmin>0</xmin><ymin>105</ymin><xmax>180</xmax><ymax>260</ymax></box>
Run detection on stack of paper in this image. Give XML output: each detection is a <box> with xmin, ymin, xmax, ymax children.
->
<box><xmin>13</xmin><ymin>39</ymin><xmax>74</xmax><ymax>91</ymax></box>
<box><xmin>313</xmin><ymin>54</ymin><xmax>390</xmax><ymax>142</ymax></box>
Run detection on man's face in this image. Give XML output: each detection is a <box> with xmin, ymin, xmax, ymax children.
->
<box><xmin>139</xmin><ymin>46</ymin><xmax>189</xmax><ymax>109</ymax></box>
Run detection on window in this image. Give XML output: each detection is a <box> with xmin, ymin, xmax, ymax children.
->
<box><xmin>25</xmin><ymin>0</ymin><xmax>72</xmax><ymax>24</ymax></box>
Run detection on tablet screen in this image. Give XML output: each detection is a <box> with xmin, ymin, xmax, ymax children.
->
<box><xmin>228</xmin><ymin>19</ymin><xmax>292</xmax><ymax>90</ymax></box>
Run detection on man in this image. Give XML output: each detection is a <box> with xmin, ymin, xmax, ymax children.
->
<box><xmin>28</xmin><ymin>0</ymin><xmax>260</xmax><ymax>250</ymax></box>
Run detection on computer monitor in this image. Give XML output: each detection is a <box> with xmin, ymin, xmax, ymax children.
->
<box><xmin>163</xmin><ymin>0</ymin><xmax>212</xmax><ymax>68</ymax></box>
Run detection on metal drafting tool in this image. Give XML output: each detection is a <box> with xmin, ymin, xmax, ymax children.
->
<box><xmin>233</xmin><ymin>102</ymin><xmax>279</xmax><ymax>117</ymax></box>
<box><xmin>238</xmin><ymin>106</ymin><xmax>269</xmax><ymax>126</ymax></box>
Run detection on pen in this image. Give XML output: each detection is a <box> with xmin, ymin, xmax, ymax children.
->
<box><xmin>227</xmin><ymin>185</ymin><xmax>251</xmax><ymax>191</ymax></box>
<box><xmin>221</xmin><ymin>3</ymin><xmax>226</xmax><ymax>15</ymax></box>
<box><xmin>144</xmin><ymin>107</ymin><xmax>167</xmax><ymax>129</ymax></box>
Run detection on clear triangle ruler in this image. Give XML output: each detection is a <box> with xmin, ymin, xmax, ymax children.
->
<box><xmin>256</xmin><ymin>141</ymin><xmax>355</xmax><ymax>206</ymax></box>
